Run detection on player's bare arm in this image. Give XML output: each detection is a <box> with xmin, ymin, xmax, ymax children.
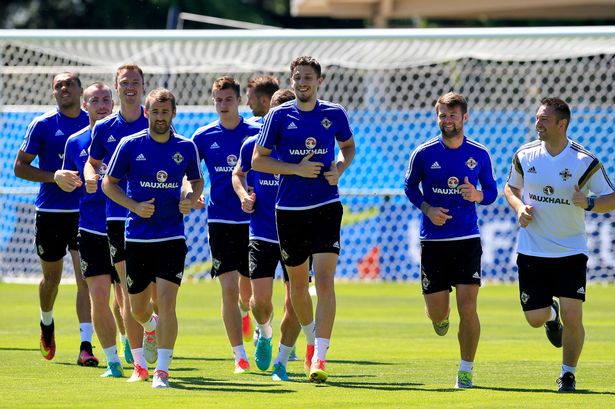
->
<box><xmin>84</xmin><ymin>157</ymin><xmax>103</xmax><ymax>193</ymax></box>
<box><xmin>504</xmin><ymin>183</ymin><xmax>534</xmax><ymax>227</ymax></box>
<box><xmin>231</xmin><ymin>162</ymin><xmax>255</xmax><ymax>214</ymax></box>
<box><xmin>102</xmin><ymin>174</ymin><xmax>155</xmax><ymax>218</ymax></box>
<box><xmin>14</xmin><ymin>150</ymin><xmax>54</xmax><ymax>183</ymax></box>
<box><xmin>252</xmin><ymin>144</ymin><xmax>323</xmax><ymax>178</ymax></box>
<box><xmin>179</xmin><ymin>177</ymin><xmax>204</xmax><ymax>215</ymax></box>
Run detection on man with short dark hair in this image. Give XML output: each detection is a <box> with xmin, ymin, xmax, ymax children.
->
<box><xmin>504</xmin><ymin>97</ymin><xmax>615</xmax><ymax>392</ymax></box>
<box><xmin>14</xmin><ymin>71</ymin><xmax>94</xmax><ymax>365</ymax></box>
<box><xmin>103</xmin><ymin>88</ymin><xmax>203</xmax><ymax>388</ymax></box>
<box><xmin>246</xmin><ymin>75</ymin><xmax>280</xmax><ymax>118</ymax></box>
<box><xmin>404</xmin><ymin>92</ymin><xmax>497</xmax><ymax>389</ymax></box>
<box><xmin>253</xmin><ymin>56</ymin><xmax>356</xmax><ymax>383</ymax></box>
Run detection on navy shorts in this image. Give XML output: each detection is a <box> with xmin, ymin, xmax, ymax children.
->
<box><xmin>79</xmin><ymin>230</ymin><xmax>119</xmax><ymax>282</ymax></box>
<box><xmin>106</xmin><ymin>220</ymin><xmax>126</xmax><ymax>264</ymax></box>
<box><xmin>276</xmin><ymin>201</ymin><xmax>343</xmax><ymax>267</ymax></box>
<box><xmin>35</xmin><ymin>211</ymin><xmax>79</xmax><ymax>262</ymax></box>
<box><xmin>125</xmin><ymin>239</ymin><xmax>187</xmax><ymax>294</ymax></box>
<box><xmin>517</xmin><ymin>253</ymin><xmax>587</xmax><ymax>311</ymax></box>
<box><xmin>420</xmin><ymin>237</ymin><xmax>482</xmax><ymax>294</ymax></box>
<box><xmin>208</xmin><ymin>223</ymin><xmax>249</xmax><ymax>278</ymax></box>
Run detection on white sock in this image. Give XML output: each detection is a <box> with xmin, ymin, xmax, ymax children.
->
<box><xmin>79</xmin><ymin>322</ymin><xmax>94</xmax><ymax>343</ymax></box>
<box><xmin>131</xmin><ymin>347</ymin><xmax>148</xmax><ymax>369</ymax></box>
<box><xmin>156</xmin><ymin>348</ymin><xmax>173</xmax><ymax>373</ymax></box>
<box><xmin>120</xmin><ymin>334</ymin><xmax>127</xmax><ymax>345</ymax></box>
<box><xmin>314</xmin><ymin>337</ymin><xmax>330</xmax><ymax>362</ymax></box>
<box><xmin>302</xmin><ymin>321</ymin><xmax>316</xmax><ymax>345</ymax></box>
<box><xmin>548</xmin><ymin>307</ymin><xmax>557</xmax><ymax>322</ymax></box>
<box><xmin>274</xmin><ymin>343</ymin><xmax>293</xmax><ymax>367</ymax></box>
<box><xmin>232</xmin><ymin>344</ymin><xmax>248</xmax><ymax>362</ymax></box>
<box><xmin>459</xmin><ymin>360</ymin><xmax>473</xmax><ymax>373</ymax></box>
<box><xmin>257</xmin><ymin>321</ymin><xmax>273</xmax><ymax>339</ymax></box>
<box><xmin>103</xmin><ymin>345</ymin><xmax>121</xmax><ymax>364</ymax></box>
<box><xmin>562</xmin><ymin>364</ymin><xmax>576</xmax><ymax>375</ymax></box>
<box><xmin>40</xmin><ymin>309</ymin><xmax>53</xmax><ymax>326</ymax></box>
<box><xmin>142</xmin><ymin>314</ymin><xmax>157</xmax><ymax>332</ymax></box>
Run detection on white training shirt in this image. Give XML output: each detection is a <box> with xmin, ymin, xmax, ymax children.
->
<box><xmin>507</xmin><ymin>139</ymin><xmax>614</xmax><ymax>257</ymax></box>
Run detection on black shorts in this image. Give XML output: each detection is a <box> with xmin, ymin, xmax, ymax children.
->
<box><xmin>276</xmin><ymin>201</ymin><xmax>343</xmax><ymax>267</ymax></box>
<box><xmin>517</xmin><ymin>253</ymin><xmax>587</xmax><ymax>311</ymax></box>
<box><xmin>208</xmin><ymin>223</ymin><xmax>249</xmax><ymax>278</ymax></box>
<box><xmin>125</xmin><ymin>239</ymin><xmax>187</xmax><ymax>294</ymax></box>
<box><xmin>34</xmin><ymin>211</ymin><xmax>79</xmax><ymax>262</ymax></box>
<box><xmin>78</xmin><ymin>230</ymin><xmax>119</xmax><ymax>282</ymax></box>
<box><xmin>249</xmin><ymin>239</ymin><xmax>289</xmax><ymax>281</ymax></box>
<box><xmin>420</xmin><ymin>237</ymin><xmax>482</xmax><ymax>294</ymax></box>
<box><xmin>106</xmin><ymin>220</ymin><xmax>126</xmax><ymax>264</ymax></box>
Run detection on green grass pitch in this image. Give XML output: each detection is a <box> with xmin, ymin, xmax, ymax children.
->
<box><xmin>1</xmin><ymin>281</ymin><xmax>614</xmax><ymax>408</ymax></box>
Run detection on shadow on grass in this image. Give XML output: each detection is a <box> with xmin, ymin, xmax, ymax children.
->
<box><xmin>474</xmin><ymin>386</ymin><xmax>615</xmax><ymax>395</ymax></box>
<box><xmin>0</xmin><ymin>347</ymin><xmax>38</xmax><ymax>351</ymax></box>
<box><xmin>172</xmin><ymin>376</ymin><xmax>295</xmax><ymax>393</ymax></box>
<box><xmin>173</xmin><ymin>356</ymin><xmax>229</xmax><ymax>362</ymax></box>
<box><xmin>324</xmin><ymin>380</ymin><xmax>426</xmax><ymax>391</ymax></box>
<box><xmin>327</xmin><ymin>359</ymin><xmax>397</xmax><ymax>366</ymax></box>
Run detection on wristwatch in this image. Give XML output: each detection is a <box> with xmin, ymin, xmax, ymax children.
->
<box><xmin>584</xmin><ymin>197</ymin><xmax>595</xmax><ymax>211</ymax></box>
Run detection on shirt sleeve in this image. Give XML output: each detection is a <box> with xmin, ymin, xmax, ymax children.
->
<box><xmin>478</xmin><ymin>150</ymin><xmax>498</xmax><ymax>205</ymax></box>
<box><xmin>106</xmin><ymin>139</ymin><xmax>130</xmax><ymax>180</ymax></box>
<box><xmin>256</xmin><ymin>109</ymin><xmax>280</xmax><ymax>150</ymax></box>
<box><xmin>335</xmin><ymin>105</ymin><xmax>353</xmax><ymax>142</ymax></box>
<box><xmin>404</xmin><ymin>148</ymin><xmax>425</xmax><ymax>209</ymax></box>
<box><xmin>20</xmin><ymin>119</ymin><xmax>44</xmax><ymax>155</ymax></box>
<box><xmin>185</xmin><ymin>141</ymin><xmax>203</xmax><ymax>181</ymax></box>
<box><xmin>582</xmin><ymin>159</ymin><xmax>615</xmax><ymax>196</ymax></box>
<box><xmin>506</xmin><ymin>152</ymin><xmax>524</xmax><ymax>189</ymax></box>
<box><xmin>89</xmin><ymin>122</ymin><xmax>105</xmax><ymax>161</ymax></box>
<box><xmin>239</xmin><ymin>138</ymin><xmax>256</xmax><ymax>173</ymax></box>
<box><xmin>62</xmin><ymin>138</ymin><xmax>77</xmax><ymax>171</ymax></box>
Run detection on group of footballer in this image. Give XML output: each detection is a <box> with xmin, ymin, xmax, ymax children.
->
<box><xmin>14</xmin><ymin>54</ymin><xmax>615</xmax><ymax>392</ymax></box>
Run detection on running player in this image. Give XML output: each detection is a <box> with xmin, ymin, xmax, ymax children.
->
<box><xmin>14</xmin><ymin>71</ymin><xmax>96</xmax><ymax>365</ymax></box>
<box><xmin>232</xmin><ymin>88</ymin><xmax>302</xmax><ymax>381</ymax></box>
<box><xmin>252</xmin><ymin>56</ymin><xmax>356</xmax><ymax>383</ymax></box>
<box><xmin>57</xmin><ymin>82</ymin><xmax>123</xmax><ymax>377</ymax></box>
<box><xmin>103</xmin><ymin>88</ymin><xmax>203</xmax><ymax>388</ymax></box>
<box><xmin>191</xmin><ymin>76</ymin><xmax>261</xmax><ymax>373</ymax></box>
<box><xmin>246</xmin><ymin>75</ymin><xmax>279</xmax><ymax>120</ymax></box>
<box><xmin>504</xmin><ymin>97</ymin><xmax>615</xmax><ymax>392</ymax></box>
<box><xmin>84</xmin><ymin>64</ymin><xmax>157</xmax><ymax>379</ymax></box>
<box><xmin>404</xmin><ymin>92</ymin><xmax>497</xmax><ymax>388</ymax></box>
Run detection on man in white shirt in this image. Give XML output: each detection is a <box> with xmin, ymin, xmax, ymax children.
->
<box><xmin>504</xmin><ymin>97</ymin><xmax>615</xmax><ymax>392</ymax></box>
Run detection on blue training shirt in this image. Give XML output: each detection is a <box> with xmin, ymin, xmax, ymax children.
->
<box><xmin>256</xmin><ymin>99</ymin><xmax>353</xmax><ymax>210</ymax></box>
<box><xmin>106</xmin><ymin>130</ymin><xmax>203</xmax><ymax>242</ymax></box>
<box><xmin>239</xmin><ymin>136</ymin><xmax>279</xmax><ymax>243</ymax></box>
<box><xmin>62</xmin><ymin>127</ymin><xmax>107</xmax><ymax>235</ymax></box>
<box><xmin>90</xmin><ymin>108</ymin><xmax>149</xmax><ymax>221</ymax></box>
<box><xmin>192</xmin><ymin>118</ymin><xmax>261</xmax><ymax>224</ymax></box>
<box><xmin>404</xmin><ymin>135</ymin><xmax>498</xmax><ymax>241</ymax></box>
<box><xmin>19</xmin><ymin>108</ymin><xmax>89</xmax><ymax>211</ymax></box>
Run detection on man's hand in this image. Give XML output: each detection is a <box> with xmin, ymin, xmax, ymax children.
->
<box><xmin>572</xmin><ymin>184</ymin><xmax>588</xmax><ymax>209</ymax></box>
<box><xmin>517</xmin><ymin>204</ymin><xmax>534</xmax><ymax>228</ymax></box>
<box><xmin>427</xmin><ymin>207</ymin><xmax>453</xmax><ymax>226</ymax></box>
<box><xmin>241</xmin><ymin>192</ymin><xmax>256</xmax><ymax>214</ymax></box>
<box><xmin>324</xmin><ymin>161</ymin><xmax>340</xmax><ymax>186</ymax></box>
<box><xmin>459</xmin><ymin>176</ymin><xmax>482</xmax><ymax>203</ymax></box>
<box><xmin>85</xmin><ymin>173</ymin><xmax>100</xmax><ymax>194</ymax></box>
<box><xmin>295</xmin><ymin>151</ymin><xmax>323</xmax><ymax>178</ymax></box>
<box><xmin>133</xmin><ymin>198</ymin><xmax>155</xmax><ymax>218</ymax></box>
<box><xmin>54</xmin><ymin>170</ymin><xmax>82</xmax><ymax>192</ymax></box>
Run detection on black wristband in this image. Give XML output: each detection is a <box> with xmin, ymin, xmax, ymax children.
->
<box><xmin>584</xmin><ymin>197</ymin><xmax>595</xmax><ymax>211</ymax></box>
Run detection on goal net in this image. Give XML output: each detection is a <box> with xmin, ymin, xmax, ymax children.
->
<box><xmin>1</xmin><ymin>27</ymin><xmax>614</xmax><ymax>282</ymax></box>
